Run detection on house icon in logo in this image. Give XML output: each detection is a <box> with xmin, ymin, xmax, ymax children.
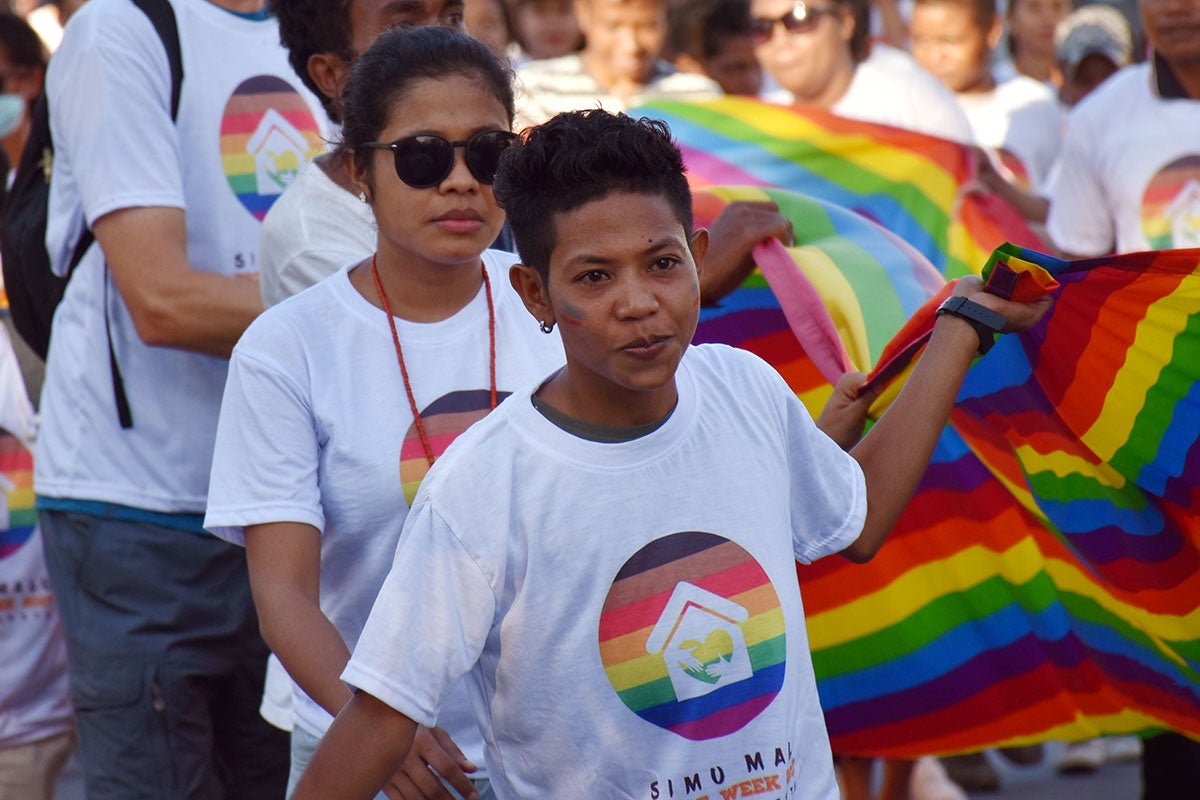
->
<box><xmin>1165</xmin><ymin>178</ymin><xmax>1200</xmax><ymax>248</ymax></box>
<box><xmin>646</xmin><ymin>582</ymin><xmax>754</xmax><ymax>702</ymax></box>
<box><xmin>246</xmin><ymin>108</ymin><xmax>309</xmax><ymax>197</ymax></box>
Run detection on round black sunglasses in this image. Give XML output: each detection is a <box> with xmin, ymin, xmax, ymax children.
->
<box><xmin>360</xmin><ymin>130</ymin><xmax>519</xmax><ymax>189</ymax></box>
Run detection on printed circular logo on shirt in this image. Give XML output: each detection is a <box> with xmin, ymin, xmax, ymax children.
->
<box><xmin>400</xmin><ymin>389</ymin><xmax>512</xmax><ymax>505</ymax></box>
<box><xmin>220</xmin><ymin>75</ymin><xmax>324</xmax><ymax>221</ymax></box>
<box><xmin>1141</xmin><ymin>155</ymin><xmax>1200</xmax><ymax>249</ymax></box>
<box><xmin>0</xmin><ymin>429</ymin><xmax>35</xmax><ymax>563</ymax></box>
<box><xmin>598</xmin><ymin>531</ymin><xmax>786</xmax><ymax>741</ymax></box>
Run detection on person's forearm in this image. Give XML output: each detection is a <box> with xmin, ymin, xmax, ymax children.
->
<box><xmin>94</xmin><ymin>206</ymin><xmax>263</xmax><ymax>357</ymax></box>
<box><xmin>293</xmin><ymin>692</ymin><xmax>419</xmax><ymax>800</ymax></box>
<box><xmin>844</xmin><ymin>315</ymin><xmax>979</xmax><ymax>561</ymax></box>
<box><xmin>123</xmin><ymin>269</ymin><xmax>263</xmax><ymax>356</ymax></box>
<box><xmin>255</xmin><ymin>583</ymin><xmax>355</xmax><ymax>720</ymax></box>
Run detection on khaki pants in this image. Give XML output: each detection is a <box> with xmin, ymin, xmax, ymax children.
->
<box><xmin>0</xmin><ymin>731</ymin><xmax>75</xmax><ymax>800</ymax></box>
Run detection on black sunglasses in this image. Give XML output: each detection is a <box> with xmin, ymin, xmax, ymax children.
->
<box><xmin>750</xmin><ymin>1</ymin><xmax>842</xmax><ymax>43</ymax></box>
<box><xmin>361</xmin><ymin>130</ymin><xmax>518</xmax><ymax>189</ymax></box>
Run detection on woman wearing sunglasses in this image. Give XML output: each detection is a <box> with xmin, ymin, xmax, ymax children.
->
<box><xmin>204</xmin><ymin>26</ymin><xmax>563</xmax><ymax>800</ymax></box>
<box><xmin>751</xmin><ymin>0</ymin><xmax>976</xmax><ymax>143</ymax></box>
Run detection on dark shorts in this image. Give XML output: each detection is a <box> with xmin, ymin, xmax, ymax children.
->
<box><xmin>39</xmin><ymin>510</ymin><xmax>289</xmax><ymax>800</ymax></box>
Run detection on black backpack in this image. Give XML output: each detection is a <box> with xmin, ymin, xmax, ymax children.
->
<box><xmin>0</xmin><ymin>0</ymin><xmax>183</xmax><ymax>426</ymax></box>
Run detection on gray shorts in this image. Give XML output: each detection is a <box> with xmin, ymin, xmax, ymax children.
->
<box><xmin>39</xmin><ymin>510</ymin><xmax>289</xmax><ymax>800</ymax></box>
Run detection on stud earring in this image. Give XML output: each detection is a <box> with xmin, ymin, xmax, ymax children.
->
<box><xmin>358</xmin><ymin>191</ymin><xmax>367</xmax><ymax>202</ymax></box>
<box><xmin>539</xmin><ymin>320</ymin><xmax>554</xmax><ymax>334</ymax></box>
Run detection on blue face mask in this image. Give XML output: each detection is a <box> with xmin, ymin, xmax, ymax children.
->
<box><xmin>0</xmin><ymin>94</ymin><xmax>25</xmax><ymax>139</ymax></box>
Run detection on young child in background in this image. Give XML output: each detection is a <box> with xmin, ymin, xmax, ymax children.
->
<box><xmin>291</xmin><ymin>107</ymin><xmax>1050</xmax><ymax>800</ymax></box>
<box><xmin>504</xmin><ymin>0</ymin><xmax>582</xmax><ymax>62</ymax></box>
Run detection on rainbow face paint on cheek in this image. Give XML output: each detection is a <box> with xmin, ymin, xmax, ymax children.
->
<box><xmin>558</xmin><ymin>297</ymin><xmax>587</xmax><ymax>325</ymax></box>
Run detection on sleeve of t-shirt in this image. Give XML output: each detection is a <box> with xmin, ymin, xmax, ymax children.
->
<box><xmin>47</xmin><ymin>6</ymin><xmax>184</xmax><ymax>225</ymax></box>
<box><xmin>204</xmin><ymin>338</ymin><xmax>325</xmax><ymax>544</ymax></box>
<box><xmin>342</xmin><ymin>502</ymin><xmax>496</xmax><ymax>727</ymax></box>
<box><xmin>785</xmin><ymin>392</ymin><xmax>867</xmax><ymax>563</ymax></box>
<box><xmin>1046</xmin><ymin>112</ymin><xmax>1114</xmax><ymax>257</ymax></box>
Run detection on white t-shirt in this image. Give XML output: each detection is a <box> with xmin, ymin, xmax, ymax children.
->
<box><xmin>514</xmin><ymin>55</ymin><xmax>722</xmax><ymax>129</ymax></box>
<box><xmin>345</xmin><ymin>344</ymin><xmax>867</xmax><ymax>800</ymax></box>
<box><xmin>259</xmin><ymin>159</ymin><xmax>376</xmax><ymax>308</ymax></box>
<box><xmin>35</xmin><ymin>0</ymin><xmax>329</xmax><ymax>511</ymax></box>
<box><xmin>956</xmin><ymin>75</ymin><xmax>1065</xmax><ymax>192</ymax></box>
<box><xmin>205</xmin><ymin>250</ymin><xmax>564</xmax><ymax>751</ymax></box>
<box><xmin>765</xmin><ymin>45</ymin><xmax>976</xmax><ymax>143</ymax></box>
<box><xmin>1048</xmin><ymin>62</ymin><xmax>1200</xmax><ymax>255</ymax></box>
<box><xmin>0</xmin><ymin>328</ymin><xmax>71</xmax><ymax>749</ymax></box>
<box><xmin>835</xmin><ymin>45</ymin><xmax>976</xmax><ymax>144</ymax></box>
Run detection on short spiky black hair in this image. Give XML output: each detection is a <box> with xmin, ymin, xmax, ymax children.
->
<box><xmin>492</xmin><ymin>110</ymin><xmax>694</xmax><ymax>279</ymax></box>
<box><xmin>270</xmin><ymin>0</ymin><xmax>354</xmax><ymax>121</ymax></box>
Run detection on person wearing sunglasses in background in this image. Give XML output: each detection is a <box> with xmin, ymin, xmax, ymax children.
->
<box><xmin>752</xmin><ymin>0</ymin><xmax>977</xmax><ymax>143</ymax></box>
<box><xmin>204</xmin><ymin>26</ymin><xmax>565</xmax><ymax>800</ymax></box>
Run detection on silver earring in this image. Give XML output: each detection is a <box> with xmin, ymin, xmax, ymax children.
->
<box><xmin>539</xmin><ymin>320</ymin><xmax>554</xmax><ymax>334</ymax></box>
<box><xmin>358</xmin><ymin>191</ymin><xmax>367</xmax><ymax>202</ymax></box>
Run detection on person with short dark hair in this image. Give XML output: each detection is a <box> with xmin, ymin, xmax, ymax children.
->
<box><xmin>289</xmin><ymin>107</ymin><xmax>1050</xmax><ymax>800</ymax></box>
<box><xmin>667</xmin><ymin>0</ymin><xmax>764</xmax><ymax>95</ymax></box>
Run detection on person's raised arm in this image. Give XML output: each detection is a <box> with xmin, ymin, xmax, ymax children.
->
<box><xmin>92</xmin><ymin>206</ymin><xmax>263</xmax><ymax>357</ymax></box>
<box><xmin>840</xmin><ymin>276</ymin><xmax>1051</xmax><ymax>562</ymax></box>
<box><xmin>292</xmin><ymin>691</ymin><xmax>420</xmax><ymax>800</ymax></box>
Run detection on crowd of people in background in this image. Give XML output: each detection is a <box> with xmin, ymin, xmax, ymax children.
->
<box><xmin>0</xmin><ymin>0</ymin><xmax>1196</xmax><ymax>797</ymax></box>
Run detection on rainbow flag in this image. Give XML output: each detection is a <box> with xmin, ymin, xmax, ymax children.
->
<box><xmin>692</xmin><ymin>188</ymin><xmax>1200</xmax><ymax>756</ymax></box>
<box><xmin>631</xmin><ymin>97</ymin><xmax>1044</xmax><ymax>278</ymax></box>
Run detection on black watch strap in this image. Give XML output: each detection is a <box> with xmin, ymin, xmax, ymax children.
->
<box><xmin>936</xmin><ymin>296</ymin><xmax>1007</xmax><ymax>356</ymax></box>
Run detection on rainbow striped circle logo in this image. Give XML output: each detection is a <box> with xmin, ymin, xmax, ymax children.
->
<box><xmin>0</xmin><ymin>429</ymin><xmax>35</xmax><ymax>563</ymax></box>
<box><xmin>598</xmin><ymin>531</ymin><xmax>786</xmax><ymax>740</ymax></box>
<box><xmin>220</xmin><ymin>75</ymin><xmax>325</xmax><ymax>221</ymax></box>
<box><xmin>1142</xmin><ymin>155</ymin><xmax>1200</xmax><ymax>249</ymax></box>
<box><xmin>400</xmin><ymin>389</ymin><xmax>511</xmax><ymax>505</ymax></box>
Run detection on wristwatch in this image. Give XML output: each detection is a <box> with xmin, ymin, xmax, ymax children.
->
<box><xmin>936</xmin><ymin>296</ymin><xmax>1007</xmax><ymax>356</ymax></box>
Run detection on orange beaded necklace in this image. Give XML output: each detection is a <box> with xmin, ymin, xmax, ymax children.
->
<box><xmin>371</xmin><ymin>254</ymin><xmax>497</xmax><ymax>467</ymax></box>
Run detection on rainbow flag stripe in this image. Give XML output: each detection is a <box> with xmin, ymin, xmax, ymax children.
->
<box><xmin>598</xmin><ymin>532</ymin><xmax>787</xmax><ymax>741</ymax></box>
<box><xmin>688</xmin><ymin>185</ymin><xmax>1200</xmax><ymax>754</ymax></box>
<box><xmin>631</xmin><ymin>97</ymin><xmax>1044</xmax><ymax>277</ymax></box>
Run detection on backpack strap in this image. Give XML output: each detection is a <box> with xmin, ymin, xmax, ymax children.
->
<box><xmin>102</xmin><ymin>0</ymin><xmax>185</xmax><ymax>429</ymax></box>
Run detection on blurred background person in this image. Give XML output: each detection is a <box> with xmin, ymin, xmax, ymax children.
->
<box><xmin>752</xmin><ymin>0</ymin><xmax>977</xmax><ymax>142</ymax></box>
<box><xmin>911</xmin><ymin>0</ymin><xmax>1064</xmax><ymax>191</ymax></box>
<box><xmin>1055</xmin><ymin>2</ymin><xmax>1132</xmax><ymax>105</ymax></box>
<box><xmin>668</xmin><ymin>0</ymin><xmax>765</xmax><ymax>95</ymax></box>
<box><xmin>514</xmin><ymin>0</ymin><xmax>720</xmax><ymax>127</ymax></box>
<box><xmin>504</xmin><ymin>0</ymin><xmax>582</xmax><ymax>63</ymax></box>
<box><xmin>465</xmin><ymin>0</ymin><xmax>512</xmax><ymax>60</ymax></box>
<box><xmin>995</xmin><ymin>0</ymin><xmax>1073</xmax><ymax>86</ymax></box>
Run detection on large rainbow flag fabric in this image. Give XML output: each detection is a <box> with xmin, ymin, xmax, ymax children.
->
<box><xmin>631</xmin><ymin>97</ymin><xmax>1044</xmax><ymax>279</ymax></box>
<box><xmin>692</xmin><ymin>187</ymin><xmax>1200</xmax><ymax>757</ymax></box>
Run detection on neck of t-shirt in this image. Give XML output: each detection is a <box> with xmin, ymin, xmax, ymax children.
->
<box><xmin>530</xmin><ymin>391</ymin><xmax>674</xmax><ymax>443</ymax></box>
<box><xmin>206</xmin><ymin>0</ymin><xmax>272</xmax><ymax>21</ymax></box>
